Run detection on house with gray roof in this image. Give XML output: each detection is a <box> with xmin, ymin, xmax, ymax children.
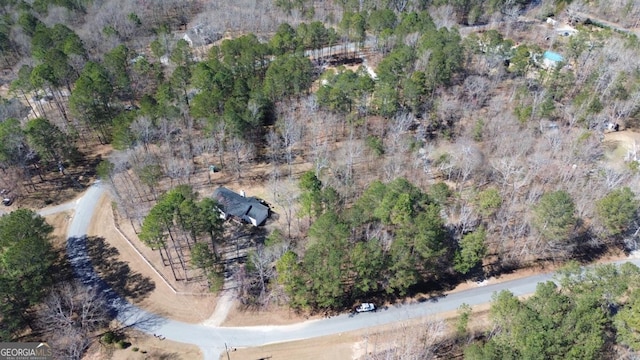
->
<box><xmin>212</xmin><ymin>187</ymin><xmax>269</xmax><ymax>226</ymax></box>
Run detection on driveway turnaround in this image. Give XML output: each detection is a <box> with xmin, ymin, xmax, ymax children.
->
<box><xmin>65</xmin><ymin>183</ymin><xmax>640</xmax><ymax>359</ymax></box>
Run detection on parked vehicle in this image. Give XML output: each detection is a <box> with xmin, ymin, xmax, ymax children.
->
<box><xmin>355</xmin><ymin>303</ymin><xmax>376</xmax><ymax>313</ymax></box>
<box><xmin>1</xmin><ymin>189</ymin><xmax>12</xmax><ymax>206</ymax></box>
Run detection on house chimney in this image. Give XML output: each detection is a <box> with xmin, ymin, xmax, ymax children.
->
<box><xmin>240</xmin><ymin>190</ymin><xmax>245</xmax><ymax>197</ymax></box>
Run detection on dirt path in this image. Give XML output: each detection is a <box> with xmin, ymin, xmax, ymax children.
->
<box><xmin>576</xmin><ymin>11</ymin><xmax>640</xmax><ymax>37</ymax></box>
<box><xmin>202</xmin><ymin>288</ymin><xmax>235</xmax><ymax>326</ymax></box>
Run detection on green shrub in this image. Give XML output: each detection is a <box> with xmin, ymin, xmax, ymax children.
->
<box><xmin>366</xmin><ymin>135</ymin><xmax>384</xmax><ymax>156</ymax></box>
<box><xmin>101</xmin><ymin>331</ymin><xmax>117</xmax><ymax>344</ymax></box>
<box><xmin>430</xmin><ymin>182</ymin><xmax>451</xmax><ymax>205</ymax></box>
<box><xmin>472</xmin><ymin>119</ymin><xmax>484</xmax><ymax>141</ymax></box>
<box><xmin>116</xmin><ymin>340</ymin><xmax>130</xmax><ymax>349</ymax></box>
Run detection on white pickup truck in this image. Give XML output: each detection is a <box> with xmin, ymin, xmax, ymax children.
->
<box><xmin>355</xmin><ymin>303</ymin><xmax>376</xmax><ymax>313</ymax></box>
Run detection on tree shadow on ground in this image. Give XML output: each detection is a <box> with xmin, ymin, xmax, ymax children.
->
<box><xmin>343</xmin><ymin>269</ymin><xmax>481</xmax><ymax>316</ymax></box>
<box><xmin>85</xmin><ymin>236</ymin><xmax>155</xmax><ymax>301</ymax></box>
<box><xmin>407</xmin><ymin>271</ymin><xmax>463</xmax><ymax>299</ymax></box>
<box><xmin>572</xmin><ymin>234</ymin><xmax>618</xmax><ymax>264</ymax></box>
<box><xmin>50</xmin><ymin>246</ymin><xmax>76</xmax><ymax>284</ymax></box>
<box><xmin>21</xmin><ymin>153</ymin><xmax>102</xmax><ymax>208</ymax></box>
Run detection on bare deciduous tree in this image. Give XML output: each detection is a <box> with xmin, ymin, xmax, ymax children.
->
<box><xmin>305</xmin><ymin>107</ymin><xmax>331</xmax><ymax>175</ymax></box>
<box><xmin>383</xmin><ymin>112</ymin><xmax>413</xmax><ymax>181</ymax></box>
<box><xmin>269</xmin><ymin>177</ymin><xmax>299</xmax><ymax>239</ymax></box>
<box><xmin>228</xmin><ymin>136</ymin><xmax>255</xmax><ymax>180</ymax></box>
<box><xmin>463</xmin><ymin>75</ymin><xmax>493</xmax><ymax>110</ymax></box>
<box><xmin>37</xmin><ymin>282</ymin><xmax>110</xmax><ymax>360</ymax></box>
<box><xmin>364</xmin><ymin>318</ymin><xmax>447</xmax><ymax>360</ymax></box>
<box><xmin>130</xmin><ymin>116</ymin><xmax>157</xmax><ymax>152</ymax></box>
<box><xmin>450</xmin><ymin>141</ymin><xmax>484</xmax><ymax>187</ymax></box>
<box><xmin>266</xmin><ymin>129</ymin><xmax>282</xmax><ymax>166</ymax></box>
<box><xmin>242</xmin><ymin>241</ymin><xmax>289</xmax><ymax>306</ymax></box>
<box><xmin>276</xmin><ymin>111</ymin><xmax>304</xmax><ymax>178</ymax></box>
<box><xmin>601</xmin><ymin>168</ymin><xmax>628</xmax><ymax>190</ymax></box>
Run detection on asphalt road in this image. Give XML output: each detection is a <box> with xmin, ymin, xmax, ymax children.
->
<box><xmin>38</xmin><ymin>199</ymin><xmax>77</xmax><ymax>216</ymax></box>
<box><xmin>65</xmin><ymin>183</ymin><xmax>640</xmax><ymax>360</ymax></box>
<box><xmin>0</xmin><ymin>195</ymin><xmax>76</xmax><ymax>217</ymax></box>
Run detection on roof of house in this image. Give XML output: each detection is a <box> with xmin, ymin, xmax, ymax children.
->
<box><xmin>212</xmin><ymin>187</ymin><xmax>269</xmax><ymax>225</ymax></box>
<box><xmin>183</xmin><ymin>25</ymin><xmax>222</xmax><ymax>47</ymax></box>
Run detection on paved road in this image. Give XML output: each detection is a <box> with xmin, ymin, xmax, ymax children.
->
<box><xmin>0</xmin><ymin>195</ymin><xmax>77</xmax><ymax>217</ymax></box>
<box><xmin>65</xmin><ymin>182</ymin><xmax>640</xmax><ymax>359</ymax></box>
<box><xmin>38</xmin><ymin>199</ymin><xmax>77</xmax><ymax>216</ymax></box>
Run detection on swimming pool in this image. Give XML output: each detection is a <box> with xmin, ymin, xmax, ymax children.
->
<box><xmin>543</xmin><ymin>51</ymin><xmax>564</xmax><ymax>62</ymax></box>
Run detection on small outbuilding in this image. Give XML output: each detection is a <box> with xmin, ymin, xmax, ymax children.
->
<box><xmin>212</xmin><ymin>187</ymin><xmax>269</xmax><ymax>226</ymax></box>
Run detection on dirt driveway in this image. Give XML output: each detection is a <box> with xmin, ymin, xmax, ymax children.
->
<box><xmin>603</xmin><ymin>130</ymin><xmax>640</xmax><ymax>169</ymax></box>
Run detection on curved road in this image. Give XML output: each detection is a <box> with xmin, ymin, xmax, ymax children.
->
<box><xmin>65</xmin><ymin>183</ymin><xmax>640</xmax><ymax>359</ymax></box>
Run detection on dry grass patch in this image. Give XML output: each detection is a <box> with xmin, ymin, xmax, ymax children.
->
<box><xmin>222</xmin><ymin>332</ymin><xmax>359</xmax><ymax>360</ymax></box>
<box><xmin>220</xmin><ymin>304</ymin><xmax>490</xmax><ymax>360</ymax></box>
<box><xmin>45</xmin><ymin>211</ymin><xmax>73</xmax><ymax>247</ymax></box>
<box><xmin>222</xmin><ymin>303</ymin><xmax>316</xmax><ymax>327</ymax></box>
<box><xmin>603</xmin><ymin>130</ymin><xmax>640</xmax><ymax>170</ymax></box>
<box><xmin>223</xmin><ymin>307</ymin><xmax>493</xmax><ymax>360</ymax></box>
<box><xmin>83</xmin><ymin>328</ymin><xmax>201</xmax><ymax>360</ymax></box>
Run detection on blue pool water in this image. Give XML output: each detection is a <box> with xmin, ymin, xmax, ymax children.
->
<box><xmin>543</xmin><ymin>51</ymin><xmax>564</xmax><ymax>62</ymax></box>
